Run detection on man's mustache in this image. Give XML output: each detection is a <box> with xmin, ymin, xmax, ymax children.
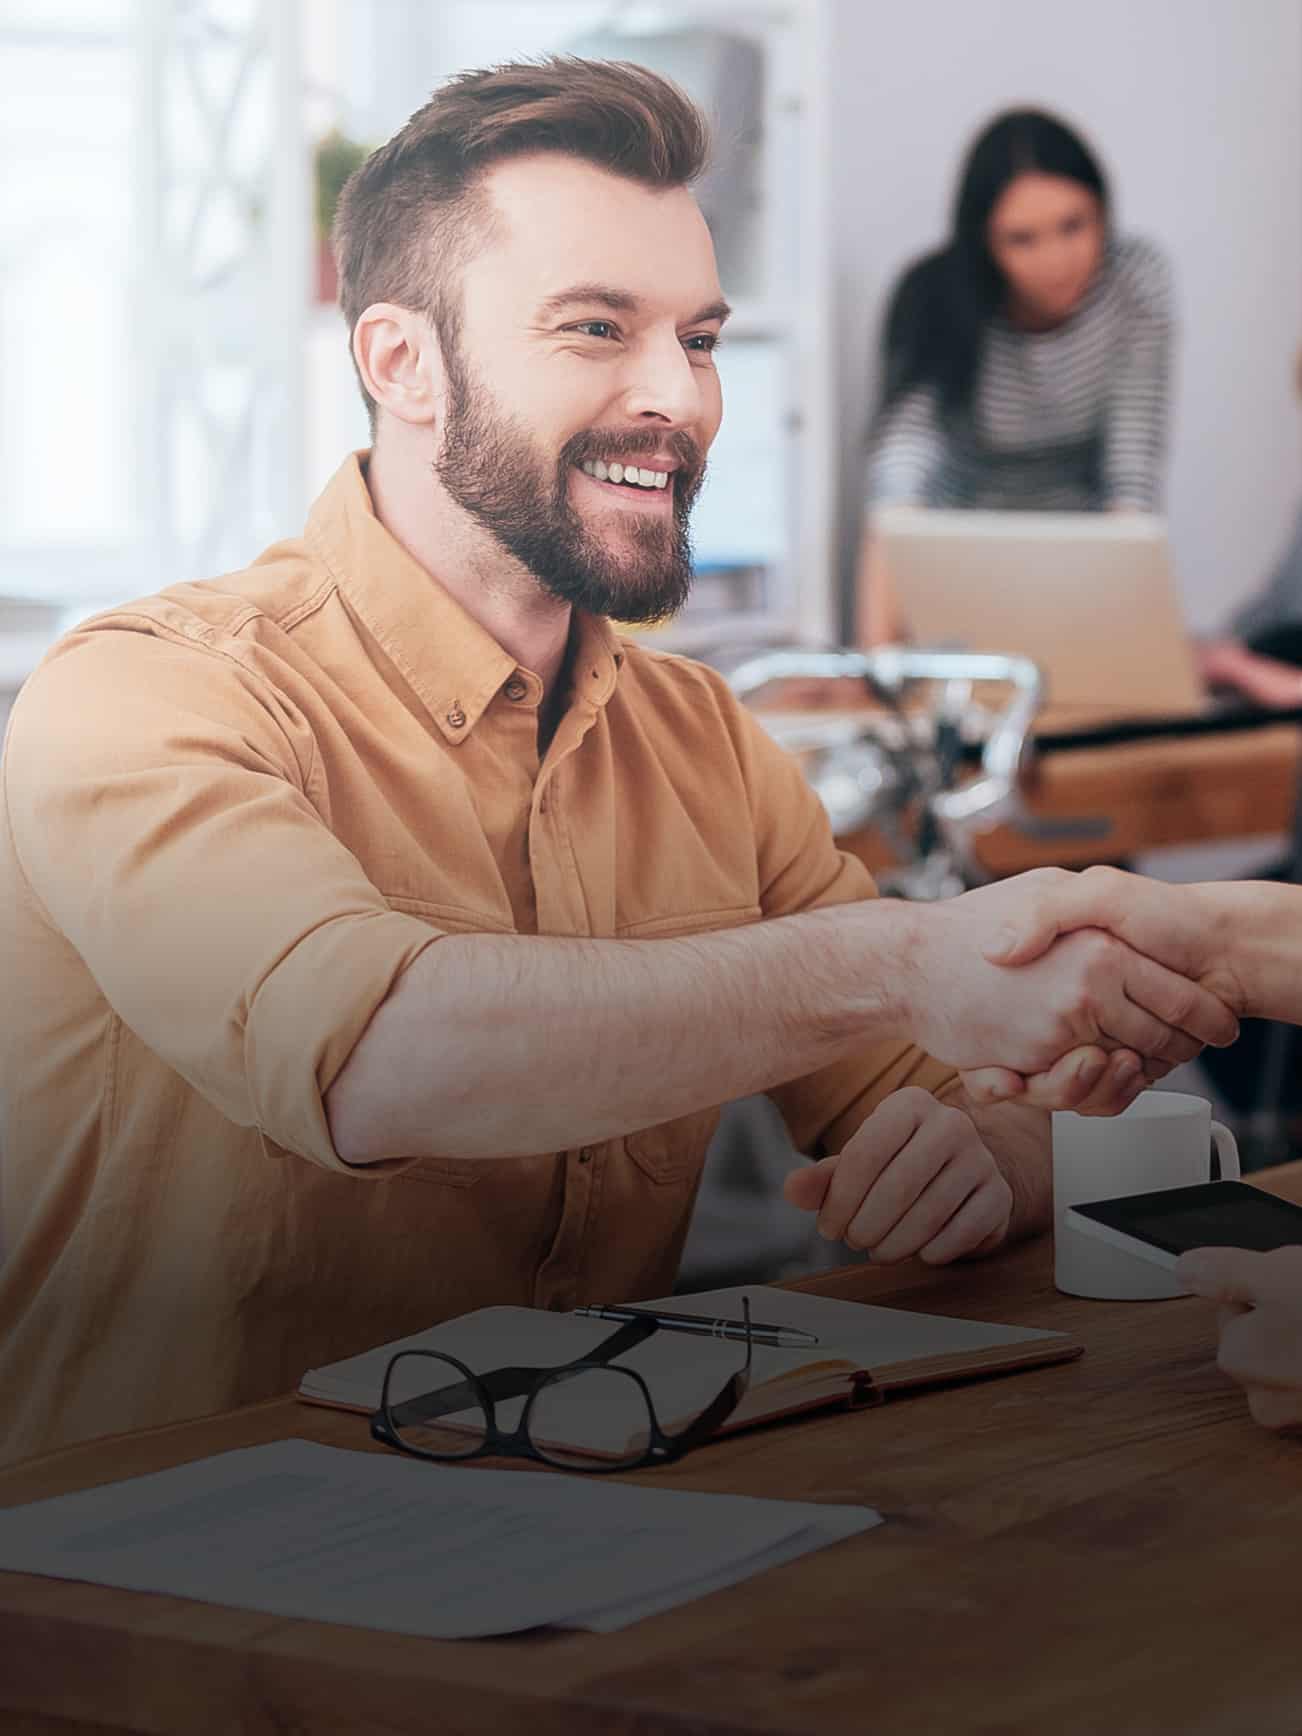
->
<box><xmin>562</xmin><ymin>428</ymin><xmax>704</xmax><ymax>481</ymax></box>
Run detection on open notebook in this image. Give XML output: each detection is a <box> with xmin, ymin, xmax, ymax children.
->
<box><xmin>297</xmin><ymin>1285</ymin><xmax>1080</xmax><ymax>1460</ymax></box>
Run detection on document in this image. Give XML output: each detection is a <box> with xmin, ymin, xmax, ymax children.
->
<box><xmin>0</xmin><ymin>1440</ymin><xmax>880</xmax><ymax>1638</ymax></box>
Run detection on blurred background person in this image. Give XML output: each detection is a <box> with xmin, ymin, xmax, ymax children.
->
<box><xmin>857</xmin><ymin>108</ymin><xmax>1173</xmax><ymax>644</ymax></box>
<box><xmin>1197</xmin><ymin>349</ymin><xmax>1302</xmax><ymax>709</ymax></box>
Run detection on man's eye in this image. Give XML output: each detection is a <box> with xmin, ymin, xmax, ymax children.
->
<box><xmin>572</xmin><ymin>320</ymin><xmax>618</xmax><ymax>340</ymax></box>
<box><xmin>684</xmin><ymin>333</ymin><xmax>720</xmax><ymax>354</ymax></box>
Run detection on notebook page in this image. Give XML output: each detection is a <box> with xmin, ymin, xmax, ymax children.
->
<box><xmin>651</xmin><ymin>1284</ymin><xmax>1062</xmax><ymax>1372</ymax></box>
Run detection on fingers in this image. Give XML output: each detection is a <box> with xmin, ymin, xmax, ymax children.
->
<box><xmin>803</xmin><ymin>1090</ymin><xmax>1010</xmax><ymax>1266</ymax></box>
<box><xmin>1005</xmin><ymin>1047</ymin><xmax>1142</xmax><ymax>1114</ymax></box>
<box><xmin>812</xmin><ymin>1090</ymin><xmax>935</xmax><ymax>1243</ymax></box>
<box><xmin>1183</xmin><ymin>1250</ymin><xmax>1302</xmax><ymax>1433</ymax></box>
<box><xmin>1242</xmin><ymin>1387</ymin><xmax>1302</xmax><ymax>1432</ymax></box>
<box><xmin>844</xmin><ymin>1142</ymin><xmax>982</xmax><ymax>1261</ymax></box>
<box><xmin>959</xmin><ymin>1066</ymin><xmax>1028</xmax><ymax>1108</ymax></box>
<box><xmin>1217</xmin><ymin>1305</ymin><xmax>1302</xmax><ymax>1394</ymax></box>
<box><xmin>1118</xmin><ymin>952</ymin><xmax>1240</xmax><ymax>1051</ymax></box>
<box><xmin>981</xmin><ymin>866</ymin><xmax>1126</xmax><ymax>966</ymax></box>
<box><xmin>916</xmin><ymin>1178</ymin><xmax>1012</xmax><ymax>1265</ymax></box>
<box><xmin>782</xmin><ymin>1154</ymin><xmax>837</xmax><ymax>1214</ymax></box>
<box><xmin>1051</xmin><ymin>1049</ymin><xmax>1149</xmax><ymax>1117</ymax></box>
<box><xmin>1176</xmin><ymin>1246</ymin><xmax>1270</xmax><ymax>1305</ymax></box>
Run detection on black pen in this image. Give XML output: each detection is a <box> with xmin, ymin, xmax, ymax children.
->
<box><xmin>574</xmin><ymin>1303</ymin><xmax>819</xmax><ymax>1349</ymax></box>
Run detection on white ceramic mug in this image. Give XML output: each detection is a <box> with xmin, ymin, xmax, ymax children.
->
<box><xmin>1052</xmin><ymin>1091</ymin><xmax>1241</xmax><ymax>1299</ymax></box>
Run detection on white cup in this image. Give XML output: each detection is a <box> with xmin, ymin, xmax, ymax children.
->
<box><xmin>1052</xmin><ymin>1091</ymin><xmax>1241</xmax><ymax>1299</ymax></box>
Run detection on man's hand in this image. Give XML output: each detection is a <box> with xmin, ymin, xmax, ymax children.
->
<box><xmin>783</xmin><ymin>1088</ymin><xmax>1014</xmax><ymax>1265</ymax></box>
<box><xmin>1176</xmin><ymin>1246</ymin><xmax>1302</xmax><ymax>1433</ymax></box>
<box><xmin>899</xmin><ymin>872</ymin><xmax>1239</xmax><ymax>1111</ymax></box>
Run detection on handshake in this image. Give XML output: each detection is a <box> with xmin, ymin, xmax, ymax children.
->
<box><xmin>894</xmin><ymin>864</ymin><xmax>1259</xmax><ymax>1116</ymax></box>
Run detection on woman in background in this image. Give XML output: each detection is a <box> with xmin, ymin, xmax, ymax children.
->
<box><xmin>858</xmin><ymin>108</ymin><xmax>1173</xmax><ymax>643</ymax></box>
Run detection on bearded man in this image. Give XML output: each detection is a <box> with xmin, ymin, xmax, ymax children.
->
<box><xmin>0</xmin><ymin>59</ymin><xmax>1235</xmax><ymax>1465</ymax></box>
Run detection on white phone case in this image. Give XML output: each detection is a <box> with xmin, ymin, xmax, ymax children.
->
<box><xmin>1061</xmin><ymin>1207</ymin><xmax>1180</xmax><ymax>1271</ymax></box>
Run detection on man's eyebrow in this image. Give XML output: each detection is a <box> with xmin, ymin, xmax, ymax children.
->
<box><xmin>535</xmin><ymin>283</ymin><xmax>733</xmax><ymax>326</ymax></box>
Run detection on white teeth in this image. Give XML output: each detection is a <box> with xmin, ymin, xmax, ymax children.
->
<box><xmin>579</xmin><ymin>458</ymin><xmax>671</xmax><ymax>490</ymax></box>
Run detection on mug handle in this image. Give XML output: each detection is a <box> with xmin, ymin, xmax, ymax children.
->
<box><xmin>1210</xmin><ymin>1120</ymin><xmax>1241</xmax><ymax>1181</ymax></box>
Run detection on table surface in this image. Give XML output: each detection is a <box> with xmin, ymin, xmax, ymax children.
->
<box><xmin>3</xmin><ymin>1166</ymin><xmax>1301</xmax><ymax>1736</ymax></box>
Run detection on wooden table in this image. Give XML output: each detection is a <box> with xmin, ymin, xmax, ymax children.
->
<box><xmin>3</xmin><ymin>1166</ymin><xmax>1301</xmax><ymax>1736</ymax></box>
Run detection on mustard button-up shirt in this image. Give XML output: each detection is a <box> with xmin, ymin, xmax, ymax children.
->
<box><xmin>0</xmin><ymin>454</ymin><xmax>955</xmax><ymax>1464</ymax></box>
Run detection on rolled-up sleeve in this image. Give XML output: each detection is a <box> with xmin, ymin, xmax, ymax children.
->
<box><xmin>2</xmin><ymin>624</ymin><xmax>443</xmax><ymax>1171</ymax></box>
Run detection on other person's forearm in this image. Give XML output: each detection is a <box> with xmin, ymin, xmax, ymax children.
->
<box><xmin>326</xmin><ymin>902</ymin><xmax>919</xmax><ymax>1164</ymax></box>
<box><xmin>1197</xmin><ymin>881</ymin><xmax>1302</xmax><ymax>1025</ymax></box>
<box><xmin>987</xmin><ymin>867</ymin><xmax>1302</xmax><ymax>1027</ymax></box>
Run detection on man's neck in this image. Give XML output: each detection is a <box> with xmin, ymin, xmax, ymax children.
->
<box><xmin>366</xmin><ymin>436</ymin><xmax>574</xmax><ymax>701</ymax></box>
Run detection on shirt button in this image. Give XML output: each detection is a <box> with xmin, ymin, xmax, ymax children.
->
<box><xmin>504</xmin><ymin>676</ymin><xmax>528</xmax><ymax>701</ymax></box>
<box><xmin>578</xmin><ymin>1147</ymin><xmax>594</xmax><ymax>1164</ymax></box>
<box><xmin>446</xmin><ymin>705</ymin><xmax>467</xmax><ymax>729</ymax></box>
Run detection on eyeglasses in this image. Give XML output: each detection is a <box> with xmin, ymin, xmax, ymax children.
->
<box><xmin>371</xmin><ymin>1297</ymin><xmax>754</xmax><ymax>1474</ymax></box>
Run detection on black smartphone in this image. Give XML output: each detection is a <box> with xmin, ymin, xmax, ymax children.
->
<box><xmin>1064</xmin><ymin>1181</ymin><xmax>1302</xmax><ymax>1271</ymax></box>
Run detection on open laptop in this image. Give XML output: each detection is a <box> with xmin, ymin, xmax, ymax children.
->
<box><xmin>877</xmin><ymin>507</ymin><xmax>1206</xmax><ymax>727</ymax></box>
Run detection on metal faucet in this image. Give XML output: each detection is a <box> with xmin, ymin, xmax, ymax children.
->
<box><xmin>726</xmin><ymin>647</ymin><xmax>1105</xmax><ymax>897</ymax></box>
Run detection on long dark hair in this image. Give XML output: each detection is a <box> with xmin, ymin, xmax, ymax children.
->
<box><xmin>878</xmin><ymin>109</ymin><xmax>1110</xmax><ymax>422</ymax></box>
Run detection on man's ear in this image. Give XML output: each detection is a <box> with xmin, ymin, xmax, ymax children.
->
<box><xmin>352</xmin><ymin>302</ymin><xmax>446</xmax><ymax>429</ymax></box>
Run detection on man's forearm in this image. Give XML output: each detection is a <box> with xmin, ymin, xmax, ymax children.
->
<box><xmin>326</xmin><ymin>900</ymin><xmax>921</xmax><ymax>1164</ymax></box>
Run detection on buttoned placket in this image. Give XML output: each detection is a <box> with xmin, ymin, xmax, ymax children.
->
<box><xmin>526</xmin><ymin>680</ymin><xmax>616</xmax><ymax>1312</ymax></box>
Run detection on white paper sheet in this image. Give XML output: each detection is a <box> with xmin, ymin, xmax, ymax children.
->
<box><xmin>0</xmin><ymin>1440</ymin><xmax>880</xmax><ymax>1639</ymax></box>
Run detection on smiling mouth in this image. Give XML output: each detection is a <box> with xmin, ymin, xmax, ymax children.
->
<box><xmin>576</xmin><ymin>458</ymin><xmax>671</xmax><ymax>492</ymax></box>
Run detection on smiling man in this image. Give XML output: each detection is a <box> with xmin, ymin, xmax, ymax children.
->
<box><xmin>0</xmin><ymin>60</ymin><xmax>1236</xmax><ymax>1464</ymax></box>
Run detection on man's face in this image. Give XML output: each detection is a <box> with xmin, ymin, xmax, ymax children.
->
<box><xmin>432</xmin><ymin>155</ymin><xmax>727</xmax><ymax>623</ymax></box>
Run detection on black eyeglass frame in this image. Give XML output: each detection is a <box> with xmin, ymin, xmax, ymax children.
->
<box><xmin>371</xmin><ymin>1299</ymin><xmax>754</xmax><ymax>1474</ymax></box>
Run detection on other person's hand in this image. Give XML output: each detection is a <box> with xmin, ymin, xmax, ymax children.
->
<box><xmin>1176</xmin><ymin>1245</ymin><xmax>1302</xmax><ymax>1433</ymax></box>
<box><xmin>947</xmin><ymin>866</ymin><xmax>1242</xmax><ymax>1107</ymax></box>
<box><xmin>1197</xmin><ymin>639</ymin><xmax>1302</xmax><ymax>709</ymax></box>
<box><xmin>901</xmin><ymin>871</ymin><xmax>1239</xmax><ymax>1109</ymax></box>
<box><xmin>783</xmin><ymin>1088</ymin><xmax>1013</xmax><ymax>1264</ymax></box>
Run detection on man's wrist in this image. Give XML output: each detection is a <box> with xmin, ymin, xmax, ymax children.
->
<box><xmin>828</xmin><ymin>896</ymin><xmax>926</xmax><ymax>1045</ymax></box>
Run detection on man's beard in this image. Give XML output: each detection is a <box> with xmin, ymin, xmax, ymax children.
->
<box><xmin>432</xmin><ymin>329</ymin><xmax>707</xmax><ymax>625</ymax></box>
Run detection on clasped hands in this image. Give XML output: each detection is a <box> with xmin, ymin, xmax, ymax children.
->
<box><xmin>786</xmin><ymin>866</ymin><xmax>1242</xmax><ymax>1268</ymax></box>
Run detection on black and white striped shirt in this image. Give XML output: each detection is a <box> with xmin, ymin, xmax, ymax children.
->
<box><xmin>865</xmin><ymin>236</ymin><xmax>1173</xmax><ymax>514</ymax></box>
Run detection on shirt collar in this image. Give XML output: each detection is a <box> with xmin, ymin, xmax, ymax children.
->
<box><xmin>303</xmin><ymin>452</ymin><xmax>624</xmax><ymax>744</ymax></box>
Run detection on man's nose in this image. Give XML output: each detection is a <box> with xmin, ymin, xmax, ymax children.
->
<box><xmin>619</xmin><ymin>334</ymin><xmax>704</xmax><ymax>426</ymax></box>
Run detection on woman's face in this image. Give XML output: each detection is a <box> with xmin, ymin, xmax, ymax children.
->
<box><xmin>986</xmin><ymin>171</ymin><xmax>1105</xmax><ymax>328</ymax></box>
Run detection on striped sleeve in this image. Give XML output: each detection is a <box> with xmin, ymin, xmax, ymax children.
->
<box><xmin>1101</xmin><ymin>238</ymin><xmax>1174</xmax><ymax>511</ymax></box>
<box><xmin>865</xmin><ymin>385</ymin><xmax>946</xmax><ymax>509</ymax></box>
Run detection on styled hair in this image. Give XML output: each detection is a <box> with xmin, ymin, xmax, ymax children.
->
<box><xmin>877</xmin><ymin>108</ymin><xmax>1110</xmax><ymax>424</ymax></box>
<box><xmin>332</xmin><ymin>56</ymin><xmax>711</xmax><ymax>426</ymax></box>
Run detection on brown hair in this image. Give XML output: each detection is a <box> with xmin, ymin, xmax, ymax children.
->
<box><xmin>332</xmin><ymin>56</ymin><xmax>711</xmax><ymax>427</ymax></box>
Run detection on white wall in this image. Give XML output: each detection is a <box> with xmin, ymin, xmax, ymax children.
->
<box><xmin>827</xmin><ymin>0</ymin><xmax>1302</xmax><ymax>633</ymax></box>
